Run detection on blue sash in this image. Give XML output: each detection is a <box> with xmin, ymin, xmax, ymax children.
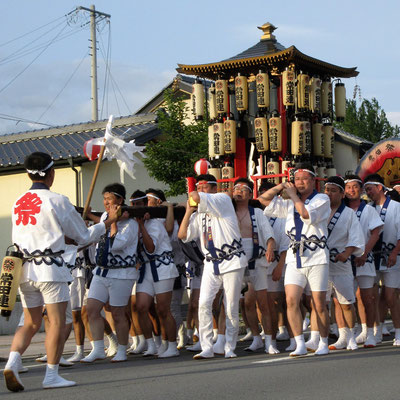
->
<box><xmin>351</xmin><ymin>201</ymin><xmax>367</xmax><ymax>276</ymax></box>
<box><xmin>248</xmin><ymin>206</ymin><xmax>259</xmax><ymax>270</ymax></box>
<box><xmin>373</xmin><ymin>197</ymin><xmax>391</xmax><ymax>270</ymax></box>
<box><xmin>327</xmin><ymin>201</ymin><xmax>346</xmax><ymax>238</ymax></box>
<box><xmin>269</xmin><ymin>217</ymin><xmax>277</xmax><ymax>227</ymax></box>
<box><xmin>294</xmin><ymin>190</ymin><xmax>318</xmax><ymax>268</ymax></box>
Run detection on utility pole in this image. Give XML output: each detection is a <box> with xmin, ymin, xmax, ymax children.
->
<box><xmin>76</xmin><ymin>5</ymin><xmax>110</xmax><ymax>121</ymax></box>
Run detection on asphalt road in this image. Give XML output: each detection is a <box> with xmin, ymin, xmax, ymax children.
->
<box><xmin>1</xmin><ymin>337</ymin><xmax>399</xmax><ymax>400</ymax></box>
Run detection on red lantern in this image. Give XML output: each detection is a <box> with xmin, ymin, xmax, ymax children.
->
<box><xmin>83</xmin><ymin>138</ymin><xmax>102</xmax><ymax>161</ymax></box>
<box><xmin>194</xmin><ymin>158</ymin><xmax>211</xmax><ymax>175</ymax></box>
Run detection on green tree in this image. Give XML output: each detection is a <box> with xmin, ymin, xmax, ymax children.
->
<box><xmin>143</xmin><ymin>89</ymin><xmax>208</xmax><ymax>196</ymax></box>
<box><xmin>335</xmin><ymin>98</ymin><xmax>400</xmax><ymax>143</ymax></box>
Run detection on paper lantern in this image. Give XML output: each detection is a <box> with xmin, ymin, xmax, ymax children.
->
<box><xmin>297</xmin><ymin>73</ymin><xmax>310</xmax><ymax>110</ymax></box>
<box><xmin>215</xmin><ymin>79</ymin><xmax>229</xmax><ymax>115</ymax></box>
<box><xmin>335</xmin><ymin>82</ymin><xmax>346</xmax><ymax>122</ymax></box>
<box><xmin>282</xmin><ymin>70</ymin><xmax>295</xmax><ymax>106</ymax></box>
<box><xmin>209</xmin><ymin>84</ymin><xmax>217</xmax><ymax>120</ymax></box>
<box><xmin>269</xmin><ymin>116</ymin><xmax>282</xmax><ymax>153</ymax></box>
<box><xmin>235</xmin><ymin>74</ymin><xmax>248</xmax><ymax>111</ymax></box>
<box><xmin>224</xmin><ymin>118</ymin><xmax>237</xmax><ymax>154</ymax></box>
<box><xmin>310</xmin><ymin>77</ymin><xmax>321</xmax><ymax>114</ymax></box>
<box><xmin>83</xmin><ymin>138</ymin><xmax>102</xmax><ymax>161</ymax></box>
<box><xmin>321</xmin><ymin>80</ymin><xmax>333</xmax><ymax>116</ymax></box>
<box><xmin>194</xmin><ymin>158</ymin><xmax>211</xmax><ymax>175</ymax></box>
<box><xmin>254</xmin><ymin>117</ymin><xmax>269</xmax><ymax>152</ymax></box>
<box><xmin>256</xmin><ymin>71</ymin><xmax>270</xmax><ymax>109</ymax></box>
<box><xmin>323</xmin><ymin>124</ymin><xmax>334</xmax><ymax>158</ymax></box>
<box><xmin>266</xmin><ymin>160</ymin><xmax>280</xmax><ymax>184</ymax></box>
<box><xmin>312</xmin><ymin>123</ymin><xmax>325</xmax><ymax>157</ymax></box>
<box><xmin>212</xmin><ymin>122</ymin><xmax>225</xmax><ymax>157</ymax></box>
<box><xmin>291</xmin><ymin>120</ymin><xmax>305</xmax><ymax>156</ymax></box>
<box><xmin>191</xmin><ymin>79</ymin><xmax>204</xmax><ymax>120</ymax></box>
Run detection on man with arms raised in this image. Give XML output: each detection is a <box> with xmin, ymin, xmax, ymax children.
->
<box><xmin>259</xmin><ymin>164</ymin><xmax>330</xmax><ymax>356</ymax></box>
<box><xmin>178</xmin><ymin>174</ymin><xmax>247</xmax><ymax>359</ymax></box>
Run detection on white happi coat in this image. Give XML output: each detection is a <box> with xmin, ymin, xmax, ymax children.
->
<box><xmin>12</xmin><ymin>185</ymin><xmax>105</xmax><ymax>283</ymax></box>
<box><xmin>327</xmin><ymin>204</ymin><xmax>365</xmax><ymax>275</ymax></box>
<box><xmin>93</xmin><ymin>212</ymin><xmax>139</xmax><ymax>280</ymax></box>
<box><xmin>184</xmin><ymin>192</ymin><xmax>247</xmax><ymax>274</ymax></box>
<box><xmin>267</xmin><ymin>216</ymin><xmax>290</xmax><ymax>275</ymax></box>
<box><xmin>263</xmin><ymin>192</ymin><xmax>330</xmax><ymax>268</ymax></box>
<box><xmin>246</xmin><ymin>207</ymin><xmax>275</xmax><ymax>269</ymax></box>
<box><xmin>138</xmin><ymin>219</ymin><xmax>178</xmax><ymax>282</ymax></box>
<box><xmin>352</xmin><ymin>203</ymin><xmax>383</xmax><ymax>277</ymax></box>
<box><xmin>373</xmin><ymin>198</ymin><xmax>400</xmax><ymax>271</ymax></box>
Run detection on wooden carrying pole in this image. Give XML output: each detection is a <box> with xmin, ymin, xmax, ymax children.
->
<box><xmin>82</xmin><ymin>141</ymin><xmax>106</xmax><ymax>220</ymax></box>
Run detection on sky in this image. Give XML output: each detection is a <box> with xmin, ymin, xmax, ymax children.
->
<box><xmin>0</xmin><ymin>0</ymin><xmax>399</xmax><ymax>135</ymax></box>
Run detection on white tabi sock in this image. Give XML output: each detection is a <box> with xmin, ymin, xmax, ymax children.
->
<box><xmin>111</xmin><ymin>344</ymin><xmax>127</xmax><ymax>362</ymax></box>
<box><xmin>131</xmin><ymin>336</ymin><xmax>139</xmax><ymax>348</ymax></box>
<box><xmin>153</xmin><ymin>335</ymin><xmax>162</xmax><ymax>348</ymax></box>
<box><xmin>245</xmin><ymin>335</ymin><xmax>264</xmax><ymax>352</ymax></box>
<box><xmin>187</xmin><ymin>329</ymin><xmax>194</xmax><ymax>340</ymax></box>
<box><xmin>290</xmin><ymin>335</ymin><xmax>307</xmax><ymax>356</ymax></box>
<box><xmin>305</xmin><ymin>331</ymin><xmax>320</xmax><ymax>350</ymax></box>
<box><xmin>315</xmin><ymin>336</ymin><xmax>329</xmax><ymax>355</ymax></box>
<box><xmin>42</xmin><ymin>364</ymin><xmax>76</xmax><ymax>389</ymax></box>
<box><xmin>213</xmin><ymin>334</ymin><xmax>226</xmax><ymax>354</ymax></box>
<box><xmin>80</xmin><ymin>340</ymin><xmax>106</xmax><ymax>363</ymax></box>
<box><xmin>158</xmin><ymin>341</ymin><xmax>180</xmax><ymax>358</ymax></box>
<box><xmin>157</xmin><ymin>340</ymin><xmax>168</xmax><ymax>356</ymax></box>
<box><xmin>143</xmin><ymin>338</ymin><xmax>157</xmax><ymax>356</ymax></box>
<box><xmin>330</xmin><ymin>327</ymin><xmax>348</xmax><ymax>350</ymax></box>
<box><xmin>285</xmin><ymin>338</ymin><xmax>296</xmax><ymax>351</ymax></box>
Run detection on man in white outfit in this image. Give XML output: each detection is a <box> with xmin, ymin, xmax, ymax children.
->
<box><xmin>178</xmin><ymin>174</ymin><xmax>247</xmax><ymax>359</ymax></box>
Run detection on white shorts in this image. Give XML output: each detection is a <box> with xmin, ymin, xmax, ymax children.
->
<box><xmin>19</xmin><ymin>280</ymin><xmax>70</xmax><ymax>308</ymax></box>
<box><xmin>267</xmin><ymin>274</ymin><xmax>284</xmax><ymax>292</ymax></box>
<box><xmin>375</xmin><ymin>269</ymin><xmax>400</xmax><ymax>289</ymax></box>
<box><xmin>284</xmin><ymin>263</ymin><xmax>328</xmax><ymax>292</ymax></box>
<box><xmin>244</xmin><ymin>267</ymin><xmax>268</xmax><ymax>291</ymax></box>
<box><xmin>327</xmin><ymin>274</ymin><xmax>355</xmax><ymax>304</ymax></box>
<box><xmin>88</xmin><ymin>275</ymin><xmax>135</xmax><ymax>307</ymax></box>
<box><xmin>69</xmin><ymin>277</ymin><xmax>86</xmax><ymax>311</ymax></box>
<box><xmin>356</xmin><ymin>275</ymin><xmax>375</xmax><ymax>290</ymax></box>
<box><xmin>18</xmin><ymin>300</ymin><xmax>72</xmax><ymax>325</ymax></box>
<box><xmin>136</xmin><ymin>277</ymin><xmax>175</xmax><ymax>297</ymax></box>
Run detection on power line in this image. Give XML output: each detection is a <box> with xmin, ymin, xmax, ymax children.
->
<box><xmin>37</xmin><ymin>49</ymin><xmax>89</xmax><ymax>122</ymax></box>
<box><xmin>0</xmin><ymin>14</ymin><xmax>68</xmax><ymax>48</ymax></box>
<box><xmin>0</xmin><ymin>23</ymin><xmax>90</xmax><ymax>66</ymax></box>
<box><xmin>0</xmin><ymin>23</ymin><xmax>69</xmax><ymax>95</ymax></box>
<box><xmin>0</xmin><ymin>113</ymin><xmax>54</xmax><ymax>127</ymax></box>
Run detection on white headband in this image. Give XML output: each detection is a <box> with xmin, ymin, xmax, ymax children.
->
<box><xmin>233</xmin><ymin>184</ymin><xmax>253</xmax><ymax>192</ymax></box>
<box><xmin>146</xmin><ymin>194</ymin><xmax>161</xmax><ymax>201</ymax></box>
<box><xmin>26</xmin><ymin>160</ymin><xmax>54</xmax><ymax>177</ymax></box>
<box><xmin>393</xmin><ymin>185</ymin><xmax>400</xmax><ymax>189</ymax></box>
<box><xmin>345</xmin><ymin>179</ymin><xmax>363</xmax><ymax>185</ymax></box>
<box><xmin>364</xmin><ymin>181</ymin><xmax>385</xmax><ymax>188</ymax></box>
<box><xmin>294</xmin><ymin>169</ymin><xmax>316</xmax><ymax>177</ymax></box>
<box><xmin>111</xmin><ymin>192</ymin><xmax>124</xmax><ymax>199</ymax></box>
<box><xmin>130</xmin><ymin>195</ymin><xmax>147</xmax><ymax>201</ymax></box>
<box><xmin>325</xmin><ymin>182</ymin><xmax>344</xmax><ymax>191</ymax></box>
<box><xmin>196</xmin><ymin>181</ymin><xmax>217</xmax><ymax>186</ymax></box>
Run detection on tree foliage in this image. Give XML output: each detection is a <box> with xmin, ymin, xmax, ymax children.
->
<box><xmin>335</xmin><ymin>98</ymin><xmax>400</xmax><ymax>143</ymax></box>
<box><xmin>143</xmin><ymin>89</ymin><xmax>208</xmax><ymax>197</ymax></box>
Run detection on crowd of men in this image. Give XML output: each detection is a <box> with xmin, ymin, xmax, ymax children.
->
<box><xmin>3</xmin><ymin>151</ymin><xmax>400</xmax><ymax>392</ymax></box>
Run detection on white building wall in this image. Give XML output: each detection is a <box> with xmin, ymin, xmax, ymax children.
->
<box><xmin>333</xmin><ymin>141</ymin><xmax>360</xmax><ymax>176</ymax></box>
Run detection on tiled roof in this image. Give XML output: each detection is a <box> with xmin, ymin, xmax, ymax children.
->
<box><xmin>223</xmin><ymin>39</ymin><xmax>286</xmax><ymax>61</ymax></box>
<box><xmin>0</xmin><ymin>113</ymin><xmax>159</xmax><ymax>170</ymax></box>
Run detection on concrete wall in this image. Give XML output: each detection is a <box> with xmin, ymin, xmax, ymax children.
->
<box><xmin>333</xmin><ymin>141</ymin><xmax>360</xmax><ymax>176</ymax></box>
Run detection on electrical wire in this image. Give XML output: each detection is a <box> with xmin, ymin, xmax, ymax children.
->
<box><xmin>36</xmin><ymin>49</ymin><xmax>88</xmax><ymax>122</ymax></box>
<box><xmin>0</xmin><ymin>23</ymin><xmax>69</xmax><ymax>95</ymax></box>
<box><xmin>0</xmin><ymin>113</ymin><xmax>54</xmax><ymax>127</ymax></box>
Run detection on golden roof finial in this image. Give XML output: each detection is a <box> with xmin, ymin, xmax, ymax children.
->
<box><xmin>257</xmin><ymin>22</ymin><xmax>277</xmax><ymax>41</ymax></box>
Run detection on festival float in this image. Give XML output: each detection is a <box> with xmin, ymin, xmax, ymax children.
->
<box><xmin>177</xmin><ymin>22</ymin><xmax>359</xmax><ymax>195</ymax></box>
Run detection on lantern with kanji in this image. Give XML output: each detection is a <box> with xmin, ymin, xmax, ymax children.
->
<box><xmin>212</xmin><ymin>121</ymin><xmax>225</xmax><ymax>157</ymax></box>
<box><xmin>254</xmin><ymin>116</ymin><xmax>269</xmax><ymax>152</ymax></box>
<box><xmin>310</xmin><ymin>77</ymin><xmax>321</xmax><ymax>114</ymax></box>
<box><xmin>321</xmin><ymin>80</ymin><xmax>333</xmax><ymax>117</ymax></box>
<box><xmin>235</xmin><ymin>73</ymin><xmax>248</xmax><ymax>112</ymax></box>
<box><xmin>215</xmin><ymin>78</ymin><xmax>229</xmax><ymax>115</ymax></box>
<box><xmin>208</xmin><ymin>83</ymin><xmax>217</xmax><ymax>120</ymax></box>
<box><xmin>323</xmin><ymin>123</ymin><xmax>334</xmax><ymax>159</ymax></box>
<box><xmin>256</xmin><ymin>70</ymin><xmax>270</xmax><ymax>109</ymax></box>
<box><xmin>297</xmin><ymin>73</ymin><xmax>310</xmax><ymax>110</ymax></box>
<box><xmin>269</xmin><ymin>115</ymin><xmax>282</xmax><ymax>153</ymax></box>
<box><xmin>282</xmin><ymin>70</ymin><xmax>295</xmax><ymax>107</ymax></box>
<box><xmin>224</xmin><ymin>117</ymin><xmax>237</xmax><ymax>154</ymax></box>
